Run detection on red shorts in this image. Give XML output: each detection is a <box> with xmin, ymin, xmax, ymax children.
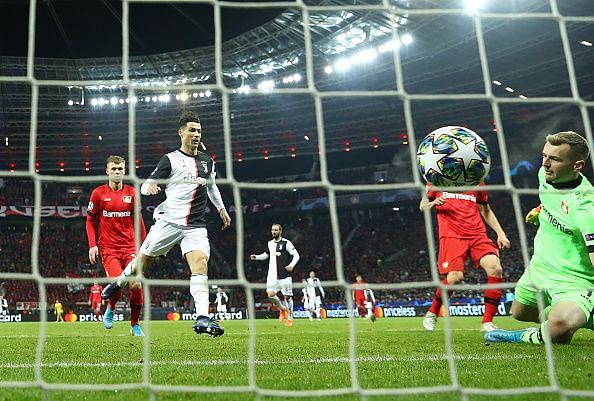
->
<box><xmin>355</xmin><ymin>296</ymin><xmax>366</xmax><ymax>306</ymax></box>
<box><xmin>101</xmin><ymin>250</ymin><xmax>135</xmax><ymax>278</ymax></box>
<box><xmin>437</xmin><ymin>236</ymin><xmax>498</xmax><ymax>274</ymax></box>
<box><xmin>91</xmin><ymin>300</ymin><xmax>102</xmax><ymax>310</ymax></box>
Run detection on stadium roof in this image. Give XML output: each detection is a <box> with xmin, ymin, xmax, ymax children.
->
<box><xmin>1</xmin><ymin>0</ymin><xmax>594</xmax><ymax>177</ymax></box>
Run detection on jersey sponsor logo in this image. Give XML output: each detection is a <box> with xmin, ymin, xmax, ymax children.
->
<box><xmin>87</xmin><ymin>201</ymin><xmax>94</xmax><ymax>211</ymax></box>
<box><xmin>104</xmin><ymin>198</ymin><xmax>111</xmax><ymax>202</ymax></box>
<box><xmin>183</xmin><ymin>173</ymin><xmax>207</xmax><ymax>186</ymax></box>
<box><xmin>541</xmin><ymin>206</ymin><xmax>572</xmax><ymax>234</ymax></box>
<box><xmin>102</xmin><ymin>210</ymin><xmax>131</xmax><ymax>218</ymax></box>
<box><xmin>560</xmin><ymin>201</ymin><xmax>569</xmax><ymax>214</ymax></box>
<box><xmin>123</xmin><ymin>195</ymin><xmax>132</xmax><ymax>203</ymax></box>
<box><xmin>442</xmin><ymin>192</ymin><xmax>477</xmax><ymax>202</ymax></box>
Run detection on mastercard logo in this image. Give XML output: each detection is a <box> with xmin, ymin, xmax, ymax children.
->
<box><xmin>167</xmin><ymin>312</ymin><xmax>180</xmax><ymax>321</ymax></box>
<box><xmin>65</xmin><ymin>313</ymin><xmax>78</xmax><ymax>322</ymax></box>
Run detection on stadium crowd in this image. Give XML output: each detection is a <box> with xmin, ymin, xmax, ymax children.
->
<box><xmin>0</xmin><ymin>181</ymin><xmax>537</xmax><ymax>314</ymax></box>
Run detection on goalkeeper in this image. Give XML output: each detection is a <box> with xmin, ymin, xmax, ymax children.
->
<box><xmin>485</xmin><ymin>131</ymin><xmax>594</xmax><ymax>344</ymax></box>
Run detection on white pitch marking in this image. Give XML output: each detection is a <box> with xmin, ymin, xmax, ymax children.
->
<box><xmin>0</xmin><ymin>354</ymin><xmax>544</xmax><ymax>370</ymax></box>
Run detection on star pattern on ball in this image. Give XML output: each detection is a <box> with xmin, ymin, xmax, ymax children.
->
<box><xmin>418</xmin><ymin>147</ymin><xmax>446</xmax><ymax>175</ymax></box>
<box><xmin>446</xmin><ymin>137</ymin><xmax>485</xmax><ymax>171</ymax></box>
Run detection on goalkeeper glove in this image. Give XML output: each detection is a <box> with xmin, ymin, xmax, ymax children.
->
<box><xmin>525</xmin><ymin>205</ymin><xmax>541</xmax><ymax>226</ymax></box>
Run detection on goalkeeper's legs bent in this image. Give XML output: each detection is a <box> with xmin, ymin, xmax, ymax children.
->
<box><xmin>510</xmin><ymin>300</ymin><xmax>587</xmax><ymax>344</ymax></box>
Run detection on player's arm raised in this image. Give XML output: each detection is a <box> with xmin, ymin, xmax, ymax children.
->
<box><xmin>479</xmin><ymin>203</ymin><xmax>510</xmax><ymax>249</ymax></box>
<box><xmin>250</xmin><ymin>252</ymin><xmax>269</xmax><ymax>261</ymax></box>
<box><xmin>419</xmin><ymin>195</ymin><xmax>445</xmax><ymax>211</ymax></box>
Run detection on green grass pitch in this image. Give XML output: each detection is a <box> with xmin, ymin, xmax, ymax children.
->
<box><xmin>0</xmin><ymin>317</ymin><xmax>593</xmax><ymax>401</ymax></box>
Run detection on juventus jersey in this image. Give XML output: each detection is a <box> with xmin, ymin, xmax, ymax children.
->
<box><xmin>148</xmin><ymin>150</ymin><xmax>216</xmax><ymax>227</ymax></box>
<box><xmin>215</xmin><ymin>291</ymin><xmax>228</xmax><ymax>308</ymax></box>
<box><xmin>257</xmin><ymin>237</ymin><xmax>300</xmax><ymax>281</ymax></box>
<box><xmin>302</xmin><ymin>287</ymin><xmax>311</xmax><ymax>304</ymax></box>
<box><xmin>306</xmin><ymin>277</ymin><xmax>325</xmax><ymax>299</ymax></box>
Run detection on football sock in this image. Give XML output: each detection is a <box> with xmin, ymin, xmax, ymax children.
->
<box><xmin>520</xmin><ymin>323</ymin><xmax>545</xmax><ymax>345</ymax></box>
<box><xmin>268</xmin><ymin>295</ymin><xmax>283</xmax><ymax>310</ymax></box>
<box><xmin>108</xmin><ymin>288</ymin><xmax>122</xmax><ymax>310</ymax></box>
<box><xmin>129</xmin><ymin>287</ymin><xmax>143</xmax><ymax>326</ymax></box>
<box><xmin>287</xmin><ymin>297</ymin><xmax>294</xmax><ymax>319</ymax></box>
<box><xmin>357</xmin><ymin>304</ymin><xmax>367</xmax><ymax>317</ymax></box>
<box><xmin>190</xmin><ymin>274</ymin><xmax>209</xmax><ymax>316</ymax></box>
<box><xmin>428</xmin><ymin>278</ymin><xmax>451</xmax><ymax>315</ymax></box>
<box><xmin>482</xmin><ymin>276</ymin><xmax>502</xmax><ymax>323</ymax></box>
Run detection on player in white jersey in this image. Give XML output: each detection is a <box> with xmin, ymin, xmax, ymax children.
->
<box><xmin>365</xmin><ymin>288</ymin><xmax>376</xmax><ymax>321</ymax></box>
<box><xmin>214</xmin><ymin>287</ymin><xmax>229</xmax><ymax>321</ymax></box>
<box><xmin>250</xmin><ymin>223</ymin><xmax>300</xmax><ymax>327</ymax></box>
<box><xmin>102</xmin><ymin>110</ymin><xmax>231</xmax><ymax>337</ymax></box>
<box><xmin>306</xmin><ymin>271</ymin><xmax>325</xmax><ymax>320</ymax></box>
<box><xmin>0</xmin><ymin>296</ymin><xmax>8</xmax><ymax>316</ymax></box>
<box><xmin>301</xmin><ymin>280</ymin><xmax>314</xmax><ymax>320</ymax></box>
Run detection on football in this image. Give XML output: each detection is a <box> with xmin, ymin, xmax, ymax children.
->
<box><xmin>417</xmin><ymin>126</ymin><xmax>490</xmax><ymax>187</ymax></box>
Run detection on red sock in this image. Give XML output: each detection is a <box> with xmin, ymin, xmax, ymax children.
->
<box><xmin>482</xmin><ymin>276</ymin><xmax>502</xmax><ymax>323</ymax></box>
<box><xmin>129</xmin><ymin>287</ymin><xmax>143</xmax><ymax>326</ymax></box>
<box><xmin>109</xmin><ymin>288</ymin><xmax>122</xmax><ymax>310</ymax></box>
<box><xmin>428</xmin><ymin>278</ymin><xmax>451</xmax><ymax>315</ymax></box>
<box><xmin>357</xmin><ymin>304</ymin><xmax>367</xmax><ymax>317</ymax></box>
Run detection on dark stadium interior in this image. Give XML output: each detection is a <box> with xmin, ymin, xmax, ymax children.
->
<box><xmin>0</xmin><ymin>0</ymin><xmax>593</xmax><ymax>314</ymax></box>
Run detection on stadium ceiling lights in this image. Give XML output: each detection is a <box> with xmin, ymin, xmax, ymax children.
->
<box><xmin>257</xmin><ymin>80</ymin><xmax>275</xmax><ymax>91</ymax></box>
<box><xmin>464</xmin><ymin>0</ymin><xmax>487</xmax><ymax>14</ymax></box>
<box><xmin>580</xmin><ymin>40</ymin><xmax>593</xmax><ymax>47</ymax></box>
<box><xmin>400</xmin><ymin>33</ymin><xmax>413</xmax><ymax>45</ymax></box>
<box><xmin>353</xmin><ymin>48</ymin><xmax>378</xmax><ymax>64</ymax></box>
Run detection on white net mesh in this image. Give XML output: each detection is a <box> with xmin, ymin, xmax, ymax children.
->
<box><xmin>1</xmin><ymin>0</ymin><xmax>594</xmax><ymax>399</ymax></box>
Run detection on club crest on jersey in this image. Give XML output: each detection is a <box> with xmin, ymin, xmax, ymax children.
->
<box><xmin>201</xmin><ymin>160</ymin><xmax>208</xmax><ymax>174</ymax></box>
<box><xmin>560</xmin><ymin>201</ymin><xmax>569</xmax><ymax>214</ymax></box>
<box><xmin>123</xmin><ymin>195</ymin><xmax>132</xmax><ymax>203</ymax></box>
<box><xmin>585</xmin><ymin>233</ymin><xmax>594</xmax><ymax>241</ymax></box>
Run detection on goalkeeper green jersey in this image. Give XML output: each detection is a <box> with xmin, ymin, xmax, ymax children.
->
<box><xmin>531</xmin><ymin>167</ymin><xmax>594</xmax><ymax>282</ymax></box>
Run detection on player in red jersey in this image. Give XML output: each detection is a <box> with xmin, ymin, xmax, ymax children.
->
<box><xmin>353</xmin><ymin>275</ymin><xmax>375</xmax><ymax>321</ymax></box>
<box><xmin>86</xmin><ymin>155</ymin><xmax>147</xmax><ymax>336</ymax></box>
<box><xmin>419</xmin><ymin>183</ymin><xmax>510</xmax><ymax>332</ymax></box>
<box><xmin>88</xmin><ymin>280</ymin><xmax>103</xmax><ymax>320</ymax></box>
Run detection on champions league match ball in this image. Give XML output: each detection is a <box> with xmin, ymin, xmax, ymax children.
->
<box><xmin>416</xmin><ymin>126</ymin><xmax>490</xmax><ymax>187</ymax></box>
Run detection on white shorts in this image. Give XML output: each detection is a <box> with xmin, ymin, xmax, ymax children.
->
<box><xmin>267</xmin><ymin>277</ymin><xmax>293</xmax><ymax>296</ymax></box>
<box><xmin>217</xmin><ymin>305</ymin><xmax>227</xmax><ymax>313</ymax></box>
<box><xmin>313</xmin><ymin>295</ymin><xmax>323</xmax><ymax>308</ymax></box>
<box><xmin>141</xmin><ymin>220</ymin><xmax>210</xmax><ymax>258</ymax></box>
<box><xmin>303</xmin><ymin>300</ymin><xmax>312</xmax><ymax>310</ymax></box>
